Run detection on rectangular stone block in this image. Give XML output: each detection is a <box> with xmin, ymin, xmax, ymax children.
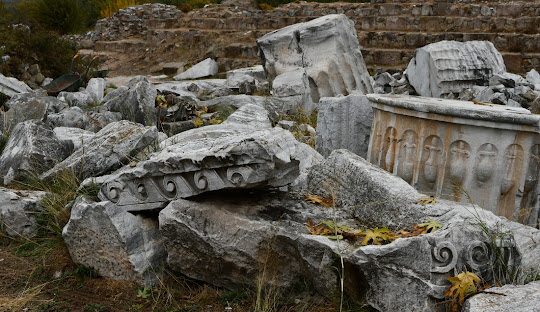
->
<box><xmin>367</xmin><ymin>94</ymin><xmax>540</xmax><ymax>227</ymax></box>
<box><xmin>315</xmin><ymin>94</ymin><xmax>373</xmax><ymax>158</ymax></box>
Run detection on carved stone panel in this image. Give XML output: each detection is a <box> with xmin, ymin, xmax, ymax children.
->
<box><xmin>442</xmin><ymin>140</ymin><xmax>471</xmax><ymax>200</ymax></box>
<box><xmin>418</xmin><ymin>135</ymin><xmax>444</xmax><ymax>195</ymax></box>
<box><xmin>397</xmin><ymin>130</ymin><xmax>419</xmax><ymax>184</ymax></box>
<box><xmin>366</xmin><ymin>94</ymin><xmax>540</xmax><ymax>225</ymax></box>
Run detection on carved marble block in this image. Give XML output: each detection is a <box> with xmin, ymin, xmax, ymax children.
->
<box><xmin>367</xmin><ymin>94</ymin><xmax>540</xmax><ymax>226</ymax></box>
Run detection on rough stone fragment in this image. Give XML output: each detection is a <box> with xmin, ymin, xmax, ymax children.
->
<box><xmin>489</xmin><ymin>73</ymin><xmax>526</xmax><ymax>88</ymax></box>
<box><xmin>103</xmin><ymin>76</ymin><xmax>157</xmax><ymax>126</ymax></box>
<box><xmin>308</xmin><ymin>149</ymin><xmax>423</xmax><ymax>229</ymax></box>
<box><xmin>526</xmin><ymin>69</ymin><xmax>540</xmax><ymax>86</ymax></box>
<box><xmin>225</xmin><ymin>65</ymin><xmax>266</xmax><ymax>87</ymax></box>
<box><xmin>0</xmin><ymin>73</ymin><xmax>32</xmax><ymax>98</ymax></box>
<box><xmin>63</xmin><ymin>196</ymin><xmax>166</xmax><ymax>285</ymax></box>
<box><xmin>41</xmin><ymin>120</ymin><xmax>158</xmax><ymax>181</ymax></box>
<box><xmin>201</xmin><ymin>94</ymin><xmax>291</xmax><ymax>123</ymax></box>
<box><xmin>257</xmin><ymin>14</ymin><xmax>374</xmax><ymax>110</ymax></box>
<box><xmin>2</xmin><ymin>91</ymin><xmax>49</xmax><ymax>133</ymax></box>
<box><xmin>0</xmin><ymin>120</ymin><xmax>71</xmax><ymax>184</ymax></box>
<box><xmin>0</xmin><ymin>187</ymin><xmax>48</xmax><ymax>237</ymax></box>
<box><xmin>86</xmin><ymin>78</ymin><xmax>106</xmax><ymax>104</ymax></box>
<box><xmin>271</xmin><ymin>69</ymin><xmax>313</xmax><ymax>113</ymax></box>
<box><xmin>53</xmin><ymin>127</ymin><xmax>96</xmax><ymax>151</ymax></box>
<box><xmin>308</xmin><ymin>149</ymin><xmax>540</xmax><ymax>312</ymax></box>
<box><xmin>159</xmin><ymin>192</ymin><xmax>352</xmax><ymax>293</ymax></box>
<box><xmin>407</xmin><ymin>41</ymin><xmax>506</xmax><ymax>98</ymax></box>
<box><xmin>315</xmin><ymin>94</ymin><xmax>372</xmax><ymax>158</ymax></box>
<box><xmin>173</xmin><ymin>58</ymin><xmax>218</xmax><ymax>80</ymax></box>
<box><xmin>58</xmin><ymin>91</ymin><xmax>93</xmax><ymax>109</ymax></box>
<box><xmin>462</xmin><ymin>282</ymin><xmax>540</xmax><ymax>312</ymax></box>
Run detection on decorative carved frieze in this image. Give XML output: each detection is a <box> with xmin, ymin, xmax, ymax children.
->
<box><xmin>367</xmin><ymin>94</ymin><xmax>540</xmax><ymax>226</ymax></box>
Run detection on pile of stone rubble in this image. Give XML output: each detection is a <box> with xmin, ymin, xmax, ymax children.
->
<box><xmin>1</xmin><ymin>13</ymin><xmax>539</xmax><ymax>312</ymax></box>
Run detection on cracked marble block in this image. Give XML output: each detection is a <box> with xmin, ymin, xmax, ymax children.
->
<box><xmin>367</xmin><ymin>94</ymin><xmax>540</xmax><ymax>227</ymax></box>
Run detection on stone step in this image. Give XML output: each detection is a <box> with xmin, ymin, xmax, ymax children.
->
<box><xmin>143</xmin><ymin>13</ymin><xmax>539</xmax><ymax>36</ymax></box>
<box><xmin>354</xmin><ymin>15</ymin><xmax>539</xmax><ymax>34</ymax></box>
<box><xmin>146</xmin><ymin>28</ymin><xmax>267</xmax><ymax>44</ymax></box>
<box><xmin>94</xmin><ymin>40</ymin><xmax>149</xmax><ymax>53</ymax></box>
<box><xmin>358</xmin><ymin>31</ymin><xmax>540</xmax><ymax>53</ymax></box>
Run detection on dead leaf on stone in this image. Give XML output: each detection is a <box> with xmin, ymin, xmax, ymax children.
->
<box><xmin>444</xmin><ymin>270</ymin><xmax>481</xmax><ymax>309</ymax></box>
<box><xmin>304</xmin><ymin>194</ymin><xmax>332</xmax><ymax>207</ymax></box>
<box><xmin>472</xmin><ymin>100</ymin><xmax>492</xmax><ymax>106</ymax></box>
<box><xmin>416</xmin><ymin>197</ymin><xmax>436</xmax><ymax>205</ymax></box>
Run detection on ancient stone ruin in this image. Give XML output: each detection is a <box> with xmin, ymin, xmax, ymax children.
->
<box><xmin>1</xmin><ymin>2</ymin><xmax>540</xmax><ymax>312</ymax></box>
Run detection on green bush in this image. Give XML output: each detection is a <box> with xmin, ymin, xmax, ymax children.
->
<box><xmin>29</xmin><ymin>0</ymin><xmax>88</xmax><ymax>34</ymax></box>
<box><xmin>0</xmin><ymin>24</ymin><xmax>78</xmax><ymax>78</ymax></box>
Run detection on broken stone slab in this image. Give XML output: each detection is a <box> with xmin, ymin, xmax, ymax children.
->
<box><xmin>159</xmin><ymin>191</ymin><xmax>356</xmax><ymax>294</ymax></box>
<box><xmin>407</xmin><ymin>41</ymin><xmax>506</xmax><ymax>98</ymax></box>
<box><xmin>225</xmin><ymin>65</ymin><xmax>266</xmax><ymax>88</ymax></box>
<box><xmin>308</xmin><ymin>149</ymin><xmax>540</xmax><ymax>312</ymax></box>
<box><xmin>201</xmin><ymin>94</ymin><xmax>292</xmax><ymax>123</ymax></box>
<box><xmin>0</xmin><ymin>187</ymin><xmax>49</xmax><ymax>237</ymax></box>
<box><xmin>308</xmin><ymin>149</ymin><xmax>424</xmax><ymax>229</ymax></box>
<box><xmin>257</xmin><ymin>14</ymin><xmax>374</xmax><ymax>110</ymax></box>
<box><xmin>0</xmin><ymin>120</ymin><xmax>72</xmax><ymax>185</ymax></box>
<box><xmin>41</xmin><ymin>120</ymin><xmax>158</xmax><ymax>181</ymax></box>
<box><xmin>102</xmin><ymin>76</ymin><xmax>157</xmax><ymax>126</ymax></box>
<box><xmin>159</xmin><ymin>103</ymin><xmax>273</xmax><ymax>149</ymax></box>
<box><xmin>95</xmin><ymin>104</ymin><xmax>322</xmax><ymax>212</ymax></box>
<box><xmin>0</xmin><ymin>73</ymin><xmax>32</xmax><ymax>98</ymax></box>
<box><xmin>462</xmin><ymin>281</ymin><xmax>540</xmax><ymax>312</ymax></box>
<box><xmin>98</xmin><ymin>126</ymin><xmax>306</xmax><ymax>212</ymax></box>
<box><xmin>63</xmin><ymin>196</ymin><xmax>166</xmax><ymax>286</ymax></box>
<box><xmin>53</xmin><ymin>127</ymin><xmax>96</xmax><ymax>151</ymax></box>
<box><xmin>173</xmin><ymin>58</ymin><xmax>218</xmax><ymax>80</ymax></box>
<box><xmin>315</xmin><ymin>94</ymin><xmax>373</xmax><ymax>158</ymax></box>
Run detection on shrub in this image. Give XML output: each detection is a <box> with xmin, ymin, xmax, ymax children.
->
<box><xmin>28</xmin><ymin>0</ymin><xmax>88</xmax><ymax>34</ymax></box>
<box><xmin>0</xmin><ymin>24</ymin><xmax>78</xmax><ymax>79</ymax></box>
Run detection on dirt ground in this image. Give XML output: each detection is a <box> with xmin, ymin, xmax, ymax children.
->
<box><xmin>0</xmin><ymin>237</ymin><xmax>364</xmax><ymax>312</ymax></box>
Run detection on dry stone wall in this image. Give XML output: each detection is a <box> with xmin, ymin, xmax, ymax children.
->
<box><xmin>84</xmin><ymin>0</ymin><xmax>540</xmax><ymax>75</ymax></box>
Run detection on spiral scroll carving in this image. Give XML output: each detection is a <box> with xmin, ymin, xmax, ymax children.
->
<box><xmin>431</xmin><ymin>241</ymin><xmax>458</xmax><ymax>273</ymax></box>
<box><xmin>194</xmin><ymin>172</ymin><xmax>208</xmax><ymax>190</ymax></box>
<box><xmin>466</xmin><ymin>240</ymin><xmax>491</xmax><ymax>270</ymax></box>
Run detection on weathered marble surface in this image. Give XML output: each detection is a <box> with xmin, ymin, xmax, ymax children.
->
<box><xmin>0</xmin><ymin>120</ymin><xmax>72</xmax><ymax>184</ymax></box>
<box><xmin>63</xmin><ymin>196</ymin><xmax>166</xmax><ymax>285</ymax></box>
<box><xmin>463</xmin><ymin>282</ymin><xmax>540</xmax><ymax>312</ymax></box>
<box><xmin>0</xmin><ymin>74</ymin><xmax>32</xmax><ymax>98</ymax></box>
<box><xmin>308</xmin><ymin>149</ymin><xmax>539</xmax><ymax>312</ymax></box>
<box><xmin>366</xmin><ymin>94</ymin><xmax>540</xmax><ymax>226</ymax></box>
<box><xmin>173</xmin><ymin>58</ymin><xmax>218</xmax><ymax>80</ymax></box>
<box><xmin>316</xmin><ymin>94</ymin><xmax>373</xmax><ymax>158</ymax></box>
<box><xmin>0</xmin><ymin>187</ymin><xmax>49</xmax><ymax>237</ymax></box>
<box><xmin>257</xmin><ymin>14</ymin><xmax>374</xmax><ymax>112</ymax></box>
<box><xmin>41</xmin><ymin>120</ymin><xmax>158</xmax><ymax>181</ymax></box>
<box><xmin>407</xmin><ymin>41</ymin><xmax>506</xmax><ymax>98</ymax></box>
<box><xmin>97</xmin><ymin>104</ymin><xmax>316</xmax><ymax>212</ymax></box>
